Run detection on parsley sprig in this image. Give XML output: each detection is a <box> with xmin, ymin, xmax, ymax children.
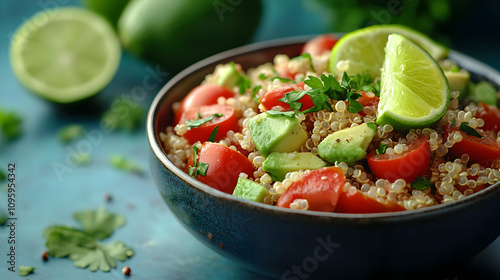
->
<box><xmin>269</xmin><ymin>72</ymin><xmax>377</xmax><ymax>117</ymax></box>
<box><xmin>460</xmin><ymin>121</ymin><xmax>483</xmax><ymax>138</ymax></box>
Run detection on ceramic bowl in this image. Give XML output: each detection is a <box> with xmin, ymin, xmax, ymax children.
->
<box><xmin>147</xmin><ymin>35</ymin><xmax>500</xmax><ymax>279</ymax></box>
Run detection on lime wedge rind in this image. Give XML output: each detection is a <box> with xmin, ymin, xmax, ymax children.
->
<box><xmin>376</xmin><ymin>34</ymin><xmax>450</xmax><ymax>131</ymax></box>
<box><xmin>10</xmin><ymin>8</ymin><xmax>121</xmax><ymax>103</ymax></box>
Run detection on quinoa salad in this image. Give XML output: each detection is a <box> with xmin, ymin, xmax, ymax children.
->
<box><xmin>160</xmin><ymin>30</ymin><xmax>500</xmax><ymax>214</ymax></box>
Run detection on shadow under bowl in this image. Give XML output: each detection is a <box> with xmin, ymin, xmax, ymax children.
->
<box><xmin>147</xmin><ymin>35</ymin><xmax>500</xmax><ymax>279</ymax></box>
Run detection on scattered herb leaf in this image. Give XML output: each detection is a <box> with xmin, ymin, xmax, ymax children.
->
<box><xmin>208</xmin><ymin>125</ymin><xmax>219</xmax><ymax>142</ymax></box>
<box><xmin>271</xmin><ymin>67</ymin><xmax>279</xmax><ymax>78</ymax></box>
<box><xmin>252</xmin><ymin>85</ymin><xmax>262</xmax><ymax>104</ymax></box>
<box><xmin>460</xmin><ymin>122</ymin><xmax>483</xmax><ymax>138</ymax></box>
<box><xmin>412</xmin><ymin>176</ymin><xmax>431</xmax><ymax>191</ymax></box>
<box><xmin>185</xmin><ymin>113</ymin><xmax>223</xmax><ymax>128</ymax></box>
<box><xmin>376</xmin><ymin>143</ymin><xmax>388</xmax><ymax>157</ymax></box>
<box><xmin>265</xmin><ymin>110</ymin><xmax>296</xmax><ymax>118</ymax></box>
<box><xmin>59</xmin><ymin>124</ymin><xmax>85</xmax><ymax>143</ymax></box>
<box><xmin>110</xmin><ymin>155</ymin><xmax>143</xmax><ymax>174</ymax></box>
<box><xmin>451</xmin><ymin>118</ymin><xmax>456</xmax><ymax>127</ymax></box>
<box><xmin>188</xmin><ymin>145</ymin><xmax>200</xmax><ymax>177</ymax></box>
<box><xmin>0</xmin><ymin>108</ymin><xmax>22</xmax><ymax>140</ymax></box>
<box><xmin>197</xmin><ymin>162</ymin><xmax>209</xmax><ymax>176</ymax></box>
<box><xmin>19</xmin><ymin>265</ymin><xmax>34</xmax><ymax>276</ymax></box>
<box><xmin>43</xmin><ymin>208</ymin><xmax>133</xmax><ymax>272</ymax></box>
<box><xmin>258</xmin><ymin>73</ymin><xmax>268</xmax><ymax>80</ymax></box>
<box><xmin>73</xmin><ymin>207</ymin><xmax>125</xmax><ymax>240</ymax></box>
<box><xmin>270</xmin><ymin>77</ymin><xmax>295</xmax><ymax>83</ymax></box>
<box><xmin>101</xmin><ymin>96</ymin><xmax>144</xmax><ymax>131</ymax></box>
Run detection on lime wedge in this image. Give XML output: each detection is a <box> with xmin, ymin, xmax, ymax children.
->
<box><xmin>329</xmin><ymin>25</ymin><xmax>448</xmax><ymax>78</ymax></box>
<box><xmin>376</xmin><ymin>34</ymin><xmax>450</xmax><ymax>131</ymax></box>
<box><xmin>10</xmin><ymin>8</ymin><xmax>121</xmax><ymax>103</ymax></box>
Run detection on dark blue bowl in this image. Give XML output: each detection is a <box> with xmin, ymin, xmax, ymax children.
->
<box><xmin>147</xmin><ymin>36</ymin><xmax>500</xmax><ymax>279</ymax></box>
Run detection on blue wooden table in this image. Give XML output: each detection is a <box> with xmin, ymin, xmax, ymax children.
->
<box><xmin>1</xmin><ymin>1</ymin><xmax>499</xmax><ymax>279</ymax></box>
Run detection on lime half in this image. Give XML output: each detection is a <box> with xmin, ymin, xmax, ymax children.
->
<box><xmin>329</xmin><ymin>25</ymin><xmax>448</xmax><ymax>78</ymax></box>
<box><xmin>376</xmin><ymin>34</ymin><xmax>450</xmax><ymax>131</ymax></box>
<box><xmin>10</xmin><ymin>8</ymin><xmax>121</xmax><ymax>103</ymax></box>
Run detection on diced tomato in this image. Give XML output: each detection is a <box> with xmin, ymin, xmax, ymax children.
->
<box><xmin>445</xmin><ymin>121</ymin><xmax>500</xmax><ymax>165</ymax></box>
<box><xmin>301</xmin><ymin>34</ymin><xmax>338</xmax><ymax>56</ymax></box>
<box><xmin>476</xmin><ymin>102</ymin><xmax>500</xmax><ymax>132</ymax></box>
<box><xmin>356</xmin><ymin>91</ymin><xmax>379</xmax><ymax>116</ymax></box>
<box><xmin>180</xmin><ymin>104</ymin><xmax>239</xmax><ymax>144</ymax></box>
<box><xmin>174</xmin><ymin>84</ymin><xmax>235</xmax><ymax>125</ymax></box>
<box><xmin>336</xmin><ymin>188</ymin><xmax>405</xmax><ymax>214</ymax></box>
<box><xmin>189</xmin><ymin>142</ymin><xmax>254</xmax><ymax>194</ymax></box>
<box><xmin>276</xmin><ymin>167</ymin><xmax>345</xmax><ymax>212</ymax></box>
<box><xmin>367</xmin><ymin>135</ymin><xmax>431</xmax><ymax>183</ymax></box>
<box><xmin>260</xmin><ymin>84</ymin><xmax>314</xmax><ymax>111</ymax></box>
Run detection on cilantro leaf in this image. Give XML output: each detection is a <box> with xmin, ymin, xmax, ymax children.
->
<box><xmin>304</xmin><ymin>75</ymin><xmax>324</xmax><ymax>89</ymax></box>
<box><xmin>451</xmin><ymin>118</ymin><xmax>456</xmax><ymax>128</ymax></box>
<box><xmin>19</xmin><ymin>266</ymin><xmax>34</xmax><ymax>276</ymax></box>
<box><xmin>460</xmin><ymin>122</ymin><xmax>483</xmax><ymax>138</ymax></box>
<box><xmin>101</xmin><ymin>96</ymin><xmax>143</xmax><ymax>131</ymax></box>
<box><xmin>270</xmin><ymin>77</ymin><xmax>295</xmax><ymax>83</ymax></box>
<box><xmin>412</xmin><ymin>176</ymin><xmax>431</xmax><ymax>191</ymax></box>
<box><xmin>265</xmin><ymin>110</ymin><xmax>296</xmax><ymax>118</ymax></box>
<box><xmin>367</xmin><ymin>122</ymin><xmax>377</xmax><ymax>132</ymax></box>
<box><xmin>59</xmin><ymin>124</ymin><xmax>85</xmax><ymax>143</ymax></box>
<box><xmin>258</xmin><ymin>73</ymin><xmax>268</xmax><ymax>80</ymax></box>
<box><xmin>376</xmin><ymin>143</ymin><xmax>388</xmax><ymax>157</ymax></box>
<box><xmin>43</xmin><ymin>208</ymin><xmax>134</xmax><ymax>272</ymax></box>
<box><xmin>73</xmin><ymin>207</ymin><xmax>125</xmax><ymax>240</ymax></box>
<box><xmin>0</xmin><ymin>108</ymin><xmax>22</xmax><ymax>140</ymax></box>
<box><xmin>197</xmin><ymin>162</ymin><xmax>209</xmax><ymax>176</ymax></box>
<box><xmin>185</xmin><ymin>113</ymin><xmax>223</xmax><ymax>128</ymax></box>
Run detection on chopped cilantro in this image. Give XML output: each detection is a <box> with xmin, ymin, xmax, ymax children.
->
<box><xmin>0</xmin><ymin>108</ymin><xmax>22</xmax><ymax>140</ymax></box>
<box><xmin>412</xmin><ymin>176</ymin><xmax>431</xmax><ymax>191</ymax></box>
<box><xmin>110</xmin><ymin>155</ymin><xmax>143</xmax><ymax>174</ymax></box>
<box><xmin>265</xmin><ymin>110</ymin><xmax>296</xmax><ymax>118</ymax></box>
<box><xmin>460</xmin><ymin>122</ymin><xmax>483</xmax><ymax>138</ymax></box>
<box><xmin>208</xmin><ymin>125</ymin><xmax>219</xmax><ymax>142</ymax></box>
<box><xmin>185</xmin><ymin>113</ymin><xmax>223</xmax><ymax>128</ymax></box>
<box><xmin>258</xmin><ymin>73</ymin><xmax>268</xmax><ymax>80</ymax></box>
<box><xmin>197</xmin><ymin>162</ymin><xmax>209</xmax><ymax>176</ymax></box>
<box><xmin>252</xmin><ymin>85</ymin><xmax>262</xmax><ymax>104</ymax></box>
<box><xmin>376</xmin><ymin>143</ymin><xmax>388</xmax><ymax>157</ymax></box>
<box><xmin>101</xmin><ymin>96</ymin><xmax>144</xmax><ymax>131</ymax></box>
<box><xmin>226</xmin><ymin>62</ymin><xmax>252</xmax><ymax>94</ymax></box>
<box><xmin>188</xmin><ymin>145</ymin><xmax>208</xmax><ymax>177</ymax></box>
<box><xmin>19</xmin><ymin>266</ymin><xmax>34</xmax><ymax>276</ymax></box>
<box><xmin>43</xmin><ymin>207</ymin><xmax>133</xmax><ymax>272</ymax></box>
<box><xmin>451</xmin><ymin>118</ymin><xmax>456</xmax><ymax>127</ymax></box>
<box><xmin>270</xmin><ymin>77</ymin><xmax>295</xmax><ymax>83</ymax></box>
<box><xmin>59</xmin><ymin>124</ymin><xmax>85</xmax><ymax>143</ymax></box>
<box><xmin>367</xmin><ymin>122</ymin><xmax>377</xmax><ymax>132</ymax></box>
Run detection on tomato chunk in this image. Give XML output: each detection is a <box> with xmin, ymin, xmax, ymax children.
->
<box><xmin>180</xmin><ymin>104</ymin><xmax>238</xmax><ymax>144</ymax></box>
<box><xmin>367</xmin><ymin>135</ymin><xmax>431</xmax><ymax>183</ymax></box>
<box><xmin>190</xmin><ymin>142</ymin><xmax>254</xmax><ymax>194</ymax></box>
<box><xmin>174</xmin><ymin>84</ymin><xmax>235</xmax><ymax>125</ymax></box>
<box><xmin>301</xmin><ymin>34</ymin><xmax>338</xmax><ymax>56</ymax></box>
<box><xmin>445</xmin><ymin>121</ymin><xmax>500</xmax><ymax>165</ymax></box>
<box><xmin>260</xmin><ymin>84</ymin><xmax>314</xmax><ymax>112</ymax></box>
<box><xmin>476</xmin><ymin>102</ymin><xmax>500</xmax><ymax>132</ymax></box>
<box><xmin>276</xmin><ymin>167</ymin><xmax>345</xmax><ymax>212</ymax></box>
<box><xmin>336</xmin><ymin>188</ymin><xmax>405</xmax><ymax>214</ymax></box>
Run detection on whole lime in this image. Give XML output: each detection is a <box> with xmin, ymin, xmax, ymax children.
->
<box><xmin>82</xmin><ymin>0</ymin><xmax>130</xmax><ymax>29</ymax></box>
<box><xmin>118</xmin><ymin>0</ymin><xmax>262</xmax><ymax>71</ymax></box>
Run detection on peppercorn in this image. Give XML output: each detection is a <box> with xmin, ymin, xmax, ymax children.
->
<box><xmin>122</xmin><ymin>266</ymin><xmax>131</xmax><ymax>276</ymax></box>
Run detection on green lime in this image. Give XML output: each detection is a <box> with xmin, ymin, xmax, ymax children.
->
<box><xmin>10</xmin><ymin>8</ymin><xmax>121</xmax><ymax>104</ymax></box>
<box><xmin>82</xmin><ymin>0</ymin><xmax>130</xmax><ymax>29</ymax></box>
<box><xmin>329</xmin><ymin>24</ymin><xmax>448</xmax><ymax>78</ymax></box>
<box><xmin>376</xmin><ymin>34</ymin><xmax>450</xmax><ymax>131</ymax></box>
<box><xmin>118</xmin><ymin>0</ymin><xmax>262</xmax><ymax>72</ymax></box>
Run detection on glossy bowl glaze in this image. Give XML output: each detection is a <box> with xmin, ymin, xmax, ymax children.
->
<box><xmin>147</xmin><ymin>35</ymin><xmax>500</xmax><ymax>279</ymax></box>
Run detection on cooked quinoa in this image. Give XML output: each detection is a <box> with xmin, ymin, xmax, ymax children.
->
<box><xmin>160</xmin><ymin>46</ymin><xmax>500</xmax><ymax>212</ymax></box>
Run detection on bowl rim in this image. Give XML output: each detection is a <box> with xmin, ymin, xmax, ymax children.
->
<box><xmin>147</xmin><ymin>34</ymin><xmax>500</xmax><ymax>220</ymax></box>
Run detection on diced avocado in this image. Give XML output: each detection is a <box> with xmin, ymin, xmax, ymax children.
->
<box><xmin>262</xmin><ymin>152</ymin><xmax>326</xmax><ymax>181</ymax></box>
<box><xmin>318</xmin><ymin>123</ymin><xmax>376</xmax><ymax>165</ymax></box>
<box><xmin>248</xmin><ymin>113</ymin><xmax>308</xmax><ymax>157</ymax></box>
<box><xmin>216</xmin><ymin>62</ymin><xmax>247</xmax><ymax>91</ymax></box>
<box><xmin>445</xmin><ymin>69</ymin><xmax>470</xmax><ymax>96</ymax></box>
<box><xmin>232</xmin><ymin>178</ymin><xmax>268</xmax><ymax>202</ymax></box>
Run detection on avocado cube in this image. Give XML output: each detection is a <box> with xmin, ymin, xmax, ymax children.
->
<box><xmin>232</xmin><ymin>178</ymin><xmax>268</xmax><ymax>202</ymax></box>
<box><xmin>262</xmin><ymin>152</ymin><xmax>326</xmax><ymax>181</ymax></box>
<box><xmin>216</xmin><ymin>62</ymin><xmax>244</xmax><ymax>90</ymax></box>
<box><xmin>445</xmin><ymin>69</ymin><xmax>470</xmax><ymax>94</ymax></box>
<box><xmin>248</xmin><ymin>113</ymin><xmax>308</xmax><ymax>157</ymax></box>
<box><xmin>318</xmin><ymin>123</ymin><xmax>376</xmax><ymax>165</ymax></box>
